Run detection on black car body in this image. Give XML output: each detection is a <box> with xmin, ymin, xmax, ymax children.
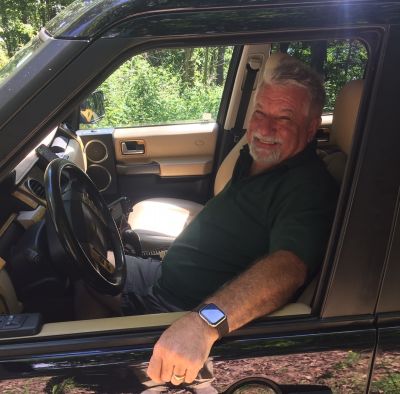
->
<box><xmin>0</xmin><ymin>0</ymin><xmax>399</xmax><ymax>392</ymax></box>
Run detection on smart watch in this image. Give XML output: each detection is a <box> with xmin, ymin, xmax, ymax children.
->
<box><xmin>195</xmin><ymin>303</ymin><xmax>229</xmax><ymax>338</ymax></box>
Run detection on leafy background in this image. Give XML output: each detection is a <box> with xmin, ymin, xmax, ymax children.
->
<box><xmin>1</xmin><ymin>0</ymin><xmax>367</xmax><ymax>129</ymax></box>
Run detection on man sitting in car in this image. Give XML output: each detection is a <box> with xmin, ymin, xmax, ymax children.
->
<box><xmin>93</xmin><ymin>53</ymin><xmax>338</xmax><ymax>387</ymax></box>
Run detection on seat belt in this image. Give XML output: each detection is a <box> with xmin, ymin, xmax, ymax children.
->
<box><xmin>231</xmin><ymin>56</ymin><xmax>262</xmax><ymax>143</ymax></box>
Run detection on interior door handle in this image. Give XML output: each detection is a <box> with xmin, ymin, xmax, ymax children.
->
<box><xmin>121</xmin><ymin>140</ymin><xmax>145</xmax><ymax>155</ymax></box>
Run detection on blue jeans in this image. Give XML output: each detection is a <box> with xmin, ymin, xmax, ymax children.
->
<box><xmin>121</xmin><ymin>255</ymin><xmax>183</xmax><ymax>315</ymax></box>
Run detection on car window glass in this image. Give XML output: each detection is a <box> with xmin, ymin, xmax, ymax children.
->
<box><xmin>80</xmin><ymin>46</ymin><xmax>234</xmax><ymax>129</ymax></box>
<box><xmin>272</xmin><ymin>39</ymin><xmax>368</xmax><ymax>113</ymax></box>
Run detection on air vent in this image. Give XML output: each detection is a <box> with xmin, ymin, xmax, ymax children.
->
<box><xmin>27</xmin><ymin>178</ymin><xmax>46</xmax><ymax>200</ymax></box>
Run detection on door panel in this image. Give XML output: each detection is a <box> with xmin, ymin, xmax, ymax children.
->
<box><xmin>114</xmin><ymin>122</ymin><xmax>219</xmax><ymax>203</ymax></box>
<box><xmin>0</xmin><ymin>326</ymin><xmax>375</xmax><ymax>393</ymax></box>
<box><xmin>114</xmin><ymin>122</ymin><xmax>218</xmax><ymax>176</ymax></box>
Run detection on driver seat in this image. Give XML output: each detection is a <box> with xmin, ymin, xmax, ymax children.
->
<box><xmin>127</xmin><ymin>132</ymin><xmax>247</xmax><ymax>255</ymax></box>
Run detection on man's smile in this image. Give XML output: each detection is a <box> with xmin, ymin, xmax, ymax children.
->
<box><xmin>253</xmin><ymin>136</ymin><xmax>282</xmax><ymax>147</ymax></box>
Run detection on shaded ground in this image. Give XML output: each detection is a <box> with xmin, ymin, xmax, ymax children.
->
<box><xmin>0</xmin><ymin>350</ymin><xmax>399</xmax><ymax>393</ymax></box>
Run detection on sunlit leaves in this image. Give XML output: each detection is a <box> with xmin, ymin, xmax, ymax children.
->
<box><xmin>93</xmin><ymin>47</ymin><xmax>233</xmax><ymax>128</ymax></box>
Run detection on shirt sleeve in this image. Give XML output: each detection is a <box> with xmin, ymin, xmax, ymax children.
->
<box><xmin>268</xmin><ymin>179</ymin><xmax>337</xmax><ymax>275</ymax></box>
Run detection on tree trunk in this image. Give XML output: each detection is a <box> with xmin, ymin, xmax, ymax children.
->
<box><xmin>216</xmin><ymin>46</ymin><xmax>225</xmax><ymax>86</ymax></box>
<box><xmin>203</xmin><ymin>47</ymin><xmax>209</xmax><ymax>86</ymax></box>
<box><xmin>183</xmin><ymin>48</ymin><xmax>195</xmax><ymax>84</ymax></box>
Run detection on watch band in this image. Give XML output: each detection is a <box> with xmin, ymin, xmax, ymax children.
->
<box><xmin>194</xmin><ymin>303</ymin><xmax>229</xmax><ymax>338</ymax></box>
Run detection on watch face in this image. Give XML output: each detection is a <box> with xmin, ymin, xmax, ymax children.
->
<box><xmin>199</xmin><ymin>304</ymin><xmax>226</xmax><ymax>326</ymax></box>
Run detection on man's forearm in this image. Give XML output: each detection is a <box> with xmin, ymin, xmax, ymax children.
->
<box><xmin>147</xmin><ymin>250</ymin><xmax>308</xmax><ymax>384</ymax></box>
<box><xmin>204</xmin><ymin>250</ymin><xmax>307</xmax><ymax>332</ymax></box>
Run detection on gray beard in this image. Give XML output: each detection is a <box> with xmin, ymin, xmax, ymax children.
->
<box><xmin>249</xmin><ymin>144</ymin><xmax>281</xmax><ymax>165</ymax></box>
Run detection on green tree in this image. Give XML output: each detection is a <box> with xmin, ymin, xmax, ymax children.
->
<box><xmin>276</xmin><ymin>39</ymin><xmax>367</xmax><ymax>112</ymax></box>
<box><xmin>0</xmin><ymin>41</ymin><xmax>9</xmax><ymax>68</ymax></box>
<box><xmin>0</xmin><ymin>0</ymin><xmax>74</xmax><ymax>57</ymax></box>
<box><xmin>95</xmin><ymin>48</ymin><xmax>231</xmax><ymax>128</ymax></box>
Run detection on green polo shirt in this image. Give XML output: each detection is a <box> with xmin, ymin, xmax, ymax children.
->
<box><xmin>155</xmin><ymin>143</ymin><xmax>338</xmax><ymax>310</ymax></box>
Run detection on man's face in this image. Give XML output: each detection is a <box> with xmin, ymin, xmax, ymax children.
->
<box><xmin>247</xmin><ymin>83</ymin><xmax>320</xmax><ymax>172</ymax></box>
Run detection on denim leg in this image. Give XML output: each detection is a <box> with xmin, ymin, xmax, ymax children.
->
<box><xmin>122</xmin><ymin>256</ymin><xmax>183</xmax><ymax>314</ymax></box>
<box><xmin>123</xmin><ymin>255</ymin><xmax>163</xmax><ymax>296</ymax></box>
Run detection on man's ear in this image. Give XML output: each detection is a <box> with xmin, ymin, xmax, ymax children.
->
<box><xmin>307</xmin><ymin>116</ymin><xmax>321</xmax><ymax>142</ymax></box>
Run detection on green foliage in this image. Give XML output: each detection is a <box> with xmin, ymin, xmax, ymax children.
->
<box><xmin>0</xmin><ymin>43</ymin><xmax>9</xmax><ymax>69</ymax></box>
<box><xmin>282</xmin><ymin>39</ymin><xmax>367</xmax><ymax>112</ymax></box>
<box><xmin>371</xmin><ymin>372</ymin><xmax>400</xmax><ymax>393</ymax></box>
<box><xmin>51</xmin><ymin>377</ymin><xmax>76</xmax><ymax>394</ymax></box>
<box><xmin>93</xmin><ymin>47</ymin><xmax>233</xmax><ymax>128</ymax></box>
<box><xmin>0</xmin><ymin>0</ymin><xmax>74</xmax><ymax>57</ymax></box>
<box><xmin>2</xmin><ymin>1</ymin><xmax>368</xmax><ymax>125</ymax></box>
<box><xmin>86</xmin><ymin>39</ymin><xmax>367</xmax><ymax>129</ymax></box>
<box><xmin>333</xmin><ymin>350</ymin><xmax>361</xmax><ymax>370</ymax></box>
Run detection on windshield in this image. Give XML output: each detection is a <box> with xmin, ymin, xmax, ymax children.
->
<box><xmin>0</xmin><ymin>36</ymin><xmax>43</xmax><ymax>86</ymax></box>
<box><xmin>45</xmin><ymin>0</ymin><xmax>105</xmax><ymax>38</ymax></box>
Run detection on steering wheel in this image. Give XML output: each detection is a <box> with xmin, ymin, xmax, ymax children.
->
<box><xmin>44</xmin><ymin>158</ymin><xmax>126</xmax><ymax>295</ymax></box>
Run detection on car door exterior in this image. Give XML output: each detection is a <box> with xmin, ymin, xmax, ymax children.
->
<box><xmin>370</xmin><ymin>191</ymin><xmax>400</xmax><ymax>393</ymax></box>
<box><xmin>0</xmin><ymin>1</ymin><xmax>400</xmax><ymax>393</ymax></box>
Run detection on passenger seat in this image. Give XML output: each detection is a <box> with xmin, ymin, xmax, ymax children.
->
<box><xmin>319</xmin><ymin>79</ymin><xmax>364</xmax><ymax>183</ymax></box>
<box><xmin>297</xmin><ymin>78</ymin><xmax>364</xmax><ymax>307</ymax></box>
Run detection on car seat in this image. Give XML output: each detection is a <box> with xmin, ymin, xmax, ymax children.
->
<box><xmin>318</xmin><ymin>79</ymin><xmax>364</xmax><ymax>183</ymax></box>
<box><xmin>126</xmin><ymin>133</ymin><xmax>247</xmax><ymax>254</ymax></box>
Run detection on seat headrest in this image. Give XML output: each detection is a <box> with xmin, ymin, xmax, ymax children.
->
<box><xmin>330</xmin><ymin>79</ymin><xmax>364</xmax><ymax>155</ymax></box>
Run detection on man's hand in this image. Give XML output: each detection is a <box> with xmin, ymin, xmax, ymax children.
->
<box><xmin>147</xmin><ymin>312</ymin><xmax>219</xmax><ymax>385</ymax></box>
<box><xmin>147</xmin><ymin>250</ymin><xmax>307</xmax><ymax>386</ymax></box>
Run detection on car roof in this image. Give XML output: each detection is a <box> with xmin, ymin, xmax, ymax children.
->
<box><xmin>46</xmin><ymin>0</ymin><xmax>384</xmax><ymax>39</ymax></box>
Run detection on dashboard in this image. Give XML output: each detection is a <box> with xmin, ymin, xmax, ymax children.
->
<box><xmin>1</xmin><ymin>126</ymin><xmax>86</xmax><ymax>230</ymax></box>
<box><xmin>0</xmin><ymin>126</ymin><xmax>87</xmax><ymax>320</ymax></box>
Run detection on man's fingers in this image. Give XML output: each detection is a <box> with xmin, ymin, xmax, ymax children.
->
<box><xmin>147</xmin><ymin>354</ymin><xmax>163</xmax><ymax>383</ymax></box>
<box><xmin>160</xmin><ymin>362</ymin><xmax>174</xmax><ymax>383</ymax></box>
<box><xmin>184</xmin><ymin>368</ymin><xmax>198</xmax><ymax>384</ymax></box>
<box><xmin>171</xmin><ymin>366</ymin><xmax>187</xmax><ymax>386</ymax></box>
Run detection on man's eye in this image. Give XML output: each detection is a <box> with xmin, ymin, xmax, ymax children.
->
<box><xmin>279</xmin><ymin>116</ymin><xmax>291</xmax><ymax>122</ymax></box>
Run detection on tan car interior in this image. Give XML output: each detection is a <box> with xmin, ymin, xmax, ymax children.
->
<box><xmin>125</xmin><ymin>54</ymin><xmax>364</xmax><ymax>254</ymax></box>
<box><xmin>114</xmin><ymin>123</ymin><xmax>218</xmax><ymax>178</ymax></box>
<box><xmin>0</xmin><ymin>48</ymin><xmax>364</xmax><ymax>339</ymax></box>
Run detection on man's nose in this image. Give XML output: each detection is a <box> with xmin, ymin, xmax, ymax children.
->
<box><xmin>259</xmin><ymin>116</ymin><xmax>277</xmax><ymax>135</ymax></box>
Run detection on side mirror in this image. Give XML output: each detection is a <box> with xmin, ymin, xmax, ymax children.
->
<box><xmin>80</xmin><ymin>91</ymin><xmax>105</xmax><ymax>124</ymax></box>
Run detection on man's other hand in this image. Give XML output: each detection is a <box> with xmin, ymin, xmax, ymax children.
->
<box><xmin>147</xmin><ymin>312</ymin><xmax>219</xmax><ymax>385</ymax></box>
